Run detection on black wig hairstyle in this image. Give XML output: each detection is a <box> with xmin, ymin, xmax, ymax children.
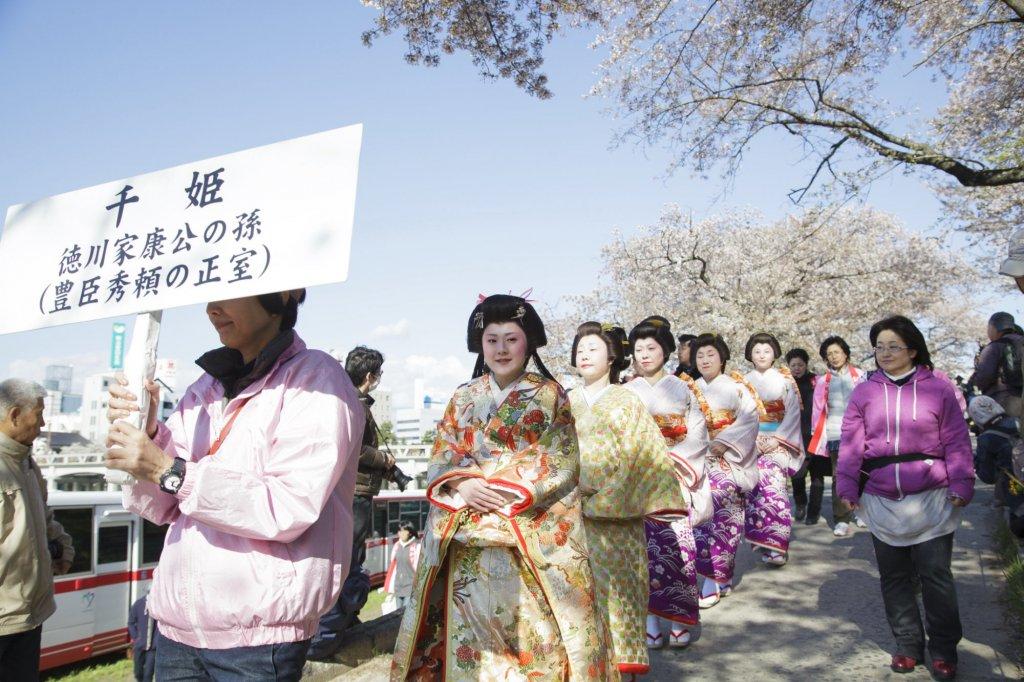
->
<box><xmin>744</xmin><ymin>332</ymin><xmax>782</xmax><ymax>364</ymax></box>
<box><xmin>818</xmin><ymin>335</ymin><xmax>851</xmax><ymax>364</ymax></box>
<box><xmin>398</xmin><ymin>520</ymin><xmax>416</xmax><ymax>534</ymax></box>
<box><xmin>570</xmin><ymin>322</ymin><xmax>632</xmax><ymax>384</ymax></box>
<box><xmin>692</xmin><ymin>333</ymin><xmax>731</xmax><ymax>375</ymax></box>
<box><xmin>628</xmin><ymin>315</ymin><xmax>676</xmax><ymax>367</ymax></box>
<box><xmin>466</xmin><ymin>294</ymin><xmax>554</xmax><ymax>380</ymax></box>
<box><xmin>868</xmin><ymin>315</ymin><xmax>933</xmax><ymax>370</ymax></box>
<box><xmin>257</xmin><ymin>290</ymin><xmax>307</xmax><ymax>331</ymax></box>
<box><xmin>345</xmin><ymin>346</ymin><xmax>384</xmax><ymax>387</ymax></box>
<box><xmin>784</xmin><ymin>348</ymin><xmax>810</xmax><ymax>364</ymax></box>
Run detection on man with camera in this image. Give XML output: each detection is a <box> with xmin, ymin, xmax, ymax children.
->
<box><xmin>308</xmin><ymin>346</ymin><xmax>411</xmax><ymax>659</ymax></box>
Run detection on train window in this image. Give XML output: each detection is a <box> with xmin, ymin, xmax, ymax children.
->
<box><xmin>53</xmin><ymin>508</ymin><xmax>92</xmax><ymax>574</ymax></box>
<box><xmin>372</xmin><ymin>502</ymin><xmax>387</xmax><ymax>540</ymax></box>
<box><xmin>398</xmin><ymin>501</ymin><xmax>423</xmax><ymax>533</ymax></box>
<box><xmin>97</xmin><ymin>525</ymin><xmax>129</xmax><ymax>565</ymax></box>
<box><xmin>141</xmin><ymin>520</ymin><xmax>167</xmax><ymax>565</ymax></box>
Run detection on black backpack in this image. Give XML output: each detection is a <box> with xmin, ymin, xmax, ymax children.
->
<box><xmin>998</xmin><ymin>335</ymin><xmax>1024</xmax><ymax>391</ymax></box>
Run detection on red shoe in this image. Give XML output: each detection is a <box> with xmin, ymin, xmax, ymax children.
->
<box><xmin>890</xmin><ymin>655</ymin><xmax>917</xmax><ymax>673</ymax></box>
<box><xmin>930</xmin><ymin>659</ymin><xmax>957</xmax><ymax>680</ymax></box>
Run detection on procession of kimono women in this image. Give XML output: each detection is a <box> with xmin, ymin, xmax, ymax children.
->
<box><xmin>390</xmin><ymin>294</ymin><xmax>812</xmax><ymax>681</ymax></box>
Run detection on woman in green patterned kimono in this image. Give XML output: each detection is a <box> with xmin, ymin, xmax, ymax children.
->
<box><xmin>391</xmin><ymin>295</ymin><xmax>613</xmax><ymax>681</ymax></box>
<box><xmin>568</xmin><ymin>322</ymin><xmax>689</xmax><ymax>678</ymax></box>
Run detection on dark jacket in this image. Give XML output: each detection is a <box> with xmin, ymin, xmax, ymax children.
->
<box><xmin>794</xmin><ymin>373</ymin><xmax>817</xmax><ymax>449</ymax></box>
<box><xmin>127</xmin><ymin>595</ymin><xmax>155</xmax><ymax>653</ymax></box>
<box><xmin>969</xmin><ymin>333</ymin><xmax>1024</xmax><ymax>407</ymax></box>
<box><xmin>355</xmin><ymin>394</ymin><xmax>393</xmax><ymax>498</ymax></box>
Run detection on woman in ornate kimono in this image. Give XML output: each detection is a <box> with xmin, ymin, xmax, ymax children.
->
<box><xmin>625</xmin><ymin>317</ymin><xmax>710</xmax><ymax>650</ymax></box>
<box><xmin>568</xmin><ymin>322</ymin><xmax>687</xmax><ymax>677</ymax></box>
<box><xmin>691</xmin><ymin>334</ymin><xmax>760</xmax><ymax>608</ymax></box>
<box><xmin>391</xmin><ymin>295</ymin><xmax>611</xmax><ymax>682</ymax></box>
<box><xmin>742</xmin><ymin>333</ymin><xmax>804</xmax><ymax>566</ymax></box>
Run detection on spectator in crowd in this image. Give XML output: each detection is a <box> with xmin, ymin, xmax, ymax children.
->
<box><xmin>0</xmin><ymin>378</ymin><xmax>74</xmax><ymax>681</ymax></box>
<box><xmin>106</xmin><ymin>291</ymin><xmax>363</xmax><ymax>681</ymax></box>
<box><xmin>128</xmin><ymin>593</ymin><xmax>156</xmax><ymax>682</ymax></box>
<box><xmin>837</xmin><ymin>315</ymin><xmax>973</xmax><ymax>680</ymax></box>
<box><xmin>966</xmin><ymin>312</ymin><xmax>1024</xmax><ymax>419</ymax></box>
<box><xmin>808</xmin><ymin>336</ymin><xmax>866</xmax><ymax>537</ymax></box>
<box><xmin>673</xmin><ymin>333</ymin><xmax>700</xmax><ymax>379</ymax></box>
<box><xmin>785</xmin><ymin>348</ymin><xmax>824</xmax><ymax>523</ymax></box>
<box><xmin>382</xmin><ymin>522</ymin><xmax>421</xmax><ymax>613</ymax></box>
<box><xmin>998</xmin><ymin>226</ymin><xmax>1024</xmax><ymax>294</ymax></box>
<box><xmin>309</xmin><ymin>345</ymin><xmax>413</xmax><ymax>659</ymax></box>
<box><xmin>968</xmin><ymin>396</ymin><xmax>1018</xmax><ymax>510</ymax></box>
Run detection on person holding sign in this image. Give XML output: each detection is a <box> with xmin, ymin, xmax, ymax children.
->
<box><xmin>104</xmin><ymin>290</ymin><xmax>363</xmax><ymax>681</ymax></box>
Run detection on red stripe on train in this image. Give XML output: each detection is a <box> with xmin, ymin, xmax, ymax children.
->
<box><xmin>39</xmin><ymin>627</ymin><xmax>129</xmax><ymax>670</ymax></box>
<box><xmin>54</xmin><ymin>568</ymin><xmax>154</xmax><ymax>594</ymax></box>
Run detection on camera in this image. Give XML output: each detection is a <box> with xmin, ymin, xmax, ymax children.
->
<box><xmin>389</xmin><ymin>466</ymin><xmax>414</xmax><ymax>492</ymax></box>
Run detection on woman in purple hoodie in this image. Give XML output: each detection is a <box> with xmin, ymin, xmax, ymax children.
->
<box><xmin>837</xmin><ymin>315</ymin><xmax>973</xmax><ymax>681</ymax></box>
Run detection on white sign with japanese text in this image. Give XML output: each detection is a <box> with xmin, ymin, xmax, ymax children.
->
<box><xmin>0</xmin><ymin>124</ymin><xmax>362</xmax><ymax>335</ymax></box>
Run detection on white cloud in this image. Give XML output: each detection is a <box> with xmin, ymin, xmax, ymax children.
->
<box><xmin>371</xmin><ymin>319</ymin><xmax>411</xmax><ymax>339</ymax></box>
<box><xmin>6</xmin><ymin>353</ymin><xmax>107</xmax><ymax>393</ymax></box>
<box><xmin>381</xmin><ymin>353</ymin><xmax>470</xmax><ymax>409</ymax></box>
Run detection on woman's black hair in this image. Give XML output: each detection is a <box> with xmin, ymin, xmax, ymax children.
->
<box><xmin>677</xmin><ymin>333</ymin><xmax>697</xmax><ymax>346</ymax></box>
<box><xmin>345</xmin><ymin>346</ymin><xmax>384</xmax><ymax>387</ymax></box>
<box><xmin>784</xmin><ymin>348</ymin><xmax>810</xmax><ymax>364</ymax></box>
<box><xmin>818</xmin><ymin>335</ymin><xmax>851</xmax><ymax>363</ymax></box>
<box><xmin>570</xmin><ymin>322</ymin><xmax>631</xmax><ymax>384</ymax></box>
<box><xmin>692</xmin><ymin>333</ymin><xmax>730</xmax><ymax>375</ymax></box>
<box><xmin>744</xmin><ymin>332</ymin><xmax>782</xmax><ymax>363</ymax></box>
<box><xmin>466</xmin><ymin>294</ymin><xmax>554</xmax><ymax>381</ymax></box>
<box><xmin>628</xmin><ymin>316</ymin><xmax>676</xmax><ymax>367</ymax></box>
<box><xmin>398</xmin><ymin>521</ymin><xmax>416</xmax><ymax>534</ymax></box>
<box><xmin>868</xmin><ymin>315</ymin><xmax>933</xmax><ymax>370</ymax></box>
<box><xmin>257</xmin><ymin>290</ymin><xmax>306</xmax><ymax>331</ymax></box>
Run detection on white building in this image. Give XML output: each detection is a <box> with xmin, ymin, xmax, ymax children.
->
<box><xmin>394</xmin><ymin>380</ymin><xmax>445</xmax><ymax>443</ymax></box>
<box><xmin>369</xmin><ymin>388</ymin><xmax>393</xmax><ymax>429</ymax></box>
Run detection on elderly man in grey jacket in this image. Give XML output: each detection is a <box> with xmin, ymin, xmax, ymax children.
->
<box><xmin>0</xmin><ymin>379</ymin><xmax>74</xmax><ymax>681</ymax></box>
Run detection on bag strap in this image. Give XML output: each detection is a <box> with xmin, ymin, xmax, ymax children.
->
<box><xmin>208</xmin><ymin>395</ymin><xmax>254</xmax><ymax>457</ymax></box>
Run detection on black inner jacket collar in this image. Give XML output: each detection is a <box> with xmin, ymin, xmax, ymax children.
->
<box><xmin>196</xmin><ymin>329</ymin><xmax>294</xmax><ymax>400</ymax></box>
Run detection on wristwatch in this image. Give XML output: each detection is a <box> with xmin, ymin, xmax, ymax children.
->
<box><xmin>159</xmin><ymin>457</ymin><xmax>187</xmax><ymax>494</ymax></box>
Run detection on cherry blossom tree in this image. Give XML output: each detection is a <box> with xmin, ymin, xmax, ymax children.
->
<box><xmin>362</xmin><ymin>1</ymin><xmax>1024</xmax><ymax>236</ymax></box>
<box><xmin>540</xmin><ymin>205</ymin><xmax>989</xmax><ymax>377</ymax></box>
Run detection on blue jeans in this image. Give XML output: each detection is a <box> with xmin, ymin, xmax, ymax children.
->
<box><xmin>156</xmin><ymin>633</ymin><xmax>311</xmax><ymax>681</ymax></box>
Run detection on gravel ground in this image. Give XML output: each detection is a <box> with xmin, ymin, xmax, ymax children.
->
<box><xmin>648</xmin><ymin>483</ymin><xmax>1020</xmax><ymax>680</ymax></box>
<box><xmin>336</xmin><ymin>484</ymin><xmax>1021</xmax><ymax>681</ymax></box>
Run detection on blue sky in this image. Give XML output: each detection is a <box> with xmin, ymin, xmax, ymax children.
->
<box><xmin>0</xmin><ymin>2</ymin><xmax>1007</xmax><ymax>408</ymax></box>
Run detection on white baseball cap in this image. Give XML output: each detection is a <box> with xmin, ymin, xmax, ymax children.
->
<box><xmin>999</xmin><ymin>227</ymin><xmax>1024</xmax><ymax>277</ymax></box>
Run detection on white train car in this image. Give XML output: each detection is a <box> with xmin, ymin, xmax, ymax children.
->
<box><xmin>39</xmin><ymin>488</ymin><xmax>430</xmax><ymax>671</ymax></box>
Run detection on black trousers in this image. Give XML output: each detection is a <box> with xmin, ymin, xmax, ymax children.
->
<box><xmin>793</xmin><ymin>456</ymin><xmax>830</xmax><ymax>519</ymax></box>
<box><xmin>308</xmin><ymin>495</ymin><xmax>374</xmax><ymax>657</ymax></box>
<box><xmin>0</xmin><ymin>625</ymin><xmax>42</xmax><ymax>682</ymax></box>
<box><xmin>871</xmin><ymin>532</ymin><xmax>962</xmax><ymax>662</ymax></box>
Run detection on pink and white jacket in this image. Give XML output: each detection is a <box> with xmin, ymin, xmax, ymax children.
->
<box><xmin>382</xmin><ymin>538</ymin><xmax>421</xmax><ymax>595</ymax></box>
<box><xmin>123</xmin><ymin>335</ymin><xmax>363</xmax><ymax>649</ymax></box>
<box><xmin>808</xmin><ymin>365</ymin><xmax>865</xmax><ymax>457</ymax></box>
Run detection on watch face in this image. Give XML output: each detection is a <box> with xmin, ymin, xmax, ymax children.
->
<box><xmin>163</xmin><ymin>475</ymin><xmax>182</xmax><ymax>492</ymax></box>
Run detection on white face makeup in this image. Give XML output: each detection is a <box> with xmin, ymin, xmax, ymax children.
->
<box><xmin>751</xmin><ymin>343</ymin><xmax>776</xmax><ymax>372</ymax></box>
<box><xmin>575</xmin><ymin>334</ymin><xmax>612</xmax><ymax>385</ymax></box>
<box><xmin>482</xmin><ymin>322</ymin><xmax>529</xmax><ymax>388</ymax></box>
<box><xmin>633</xmin><ymin>338</ymin><xmax>666</xmax><ymax>378</ymax></box>
<box><xmin>696</xmin><ymin>345</ymin><xmax>724</xmax><ymax>381</ymax></box>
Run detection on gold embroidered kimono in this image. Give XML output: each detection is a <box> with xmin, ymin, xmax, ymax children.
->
<box><xmin>569</xmin><ymin>385</ymin><xmax>687</xmax><ymax>676</ymax></box>
<box><xmin>391</xmin><ymin>372</ymin><xmax>613</xmax><ymax>681</ymax></box>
